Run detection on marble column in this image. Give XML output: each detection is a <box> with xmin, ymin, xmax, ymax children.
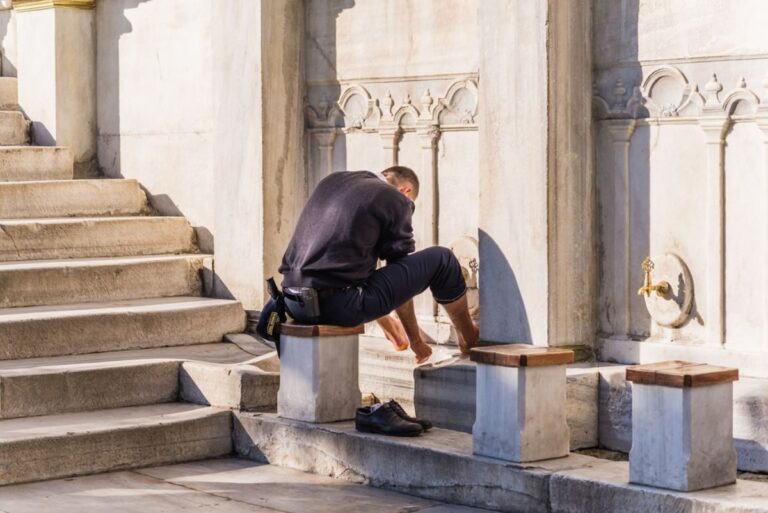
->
<box><xmin>605</xmin><ymin>120</ymin><xmax>637</xmax><ymax>338</ymax></box>
<box><xmin>478</xmin><ymin>0</ymin><xmax>594</xmax><ymax>346</ymax></box>
<box><xmin>698</xmin><ymin>116</ymin><xmax>730</xmax><ymax>346</ymax></box>
<box><xmin>14</xmin><ymin>0</ymin><xmax>96</xmax><ymax>177</ymax></box>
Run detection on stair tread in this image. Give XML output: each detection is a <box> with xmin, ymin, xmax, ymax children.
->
<box><xmin>0</xmin><ymin>215</ymin><xmax>183</xmax><ymax>225</ymax></box>
<box><xmin>0</xmin><ymin>342</ymin><xmax>256</xmax><ymax>374</ymax></box>
<box><xmin>0</xmin><ymin>178</ymin><xmax>138</xmax><ymax>186</ymax></box>
<box><xmin>0</xmin><ymin>253</ymin><xmax>208</xmax><ymax>271</ymax></box>
<box><xmin>0</xmin><ymin>296</ymin><xmax>235</xmax><ymax>320</ymax></box>
<box><xmin>0</xmin><ymin>403</ymin><xmax>227</xmax><ymax>442</ymax></box>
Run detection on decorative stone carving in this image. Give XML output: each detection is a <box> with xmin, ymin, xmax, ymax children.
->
<box><xmin>305</xmin><ymin>96</ymin><xmax>344</xmax><ymax>129</ymax></box>
<box><xmin>434</xmin><ymin>79</ymin><xmax>478</xmax><ymax>126</ymax></box>
<box><xmin>593</xmin><ymin>66</ymin><xmax>766</xmax><ymax>122</ymax></box>
<box><xmin>722</xmin><ymin>77</ymin><xmax>760</xmax><ymax>116</ymax></box>
<box><xmin>338</xmin><ymin>84</ymin><xmax>380</xmax><ymax>132</ymax></box>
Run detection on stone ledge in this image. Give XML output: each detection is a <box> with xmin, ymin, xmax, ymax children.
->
<box><xmin>233</xmin><ymin>413</ymin><xmax>768</xmax><ymax>513</ymax></box>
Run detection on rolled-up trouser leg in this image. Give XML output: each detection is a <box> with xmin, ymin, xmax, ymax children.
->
<box><xmin>320</xmin><ymin>247</ymin><xmax>467</xmax><ymax>326</ymax></box>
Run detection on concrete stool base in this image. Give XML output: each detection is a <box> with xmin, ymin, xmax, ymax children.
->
<box><xmin>470</xmin><ymin>344</ymin><xmax>574</xmax><ymax>463</ymax></box>
<box><xmin>627</xmin><ymin>361</ymin><xmax>739</xmax><ymax>492</ymax></box>
<box><xmin>277</xmin><ymin>324</ymin><xmax>363</xmax><ymax>423</ymax></box>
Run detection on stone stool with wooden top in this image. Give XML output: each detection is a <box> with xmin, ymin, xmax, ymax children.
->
<box><xmin>626</xmin><ymin>360</ymin><xmax>739</xmax><ymax>491</ymax></box>
<box><xmin>470</xmin><ymin>344</ymin><xmax>575</xmax><ymax>462</ymax></box>
<box><xmin>277</xmin><ymin>322</ymin><xmax>364</xmax><ymax>423</ymax></box>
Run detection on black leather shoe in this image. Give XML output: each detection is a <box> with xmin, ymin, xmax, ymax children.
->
<box><xmin>388</xmin><ymin>399</ymin><xmax>433</xmax><ymax>431</ymax></box>
<box><xmin>355</xmin><ymin>403</ymin><xmax>423</xmax><ymax>437</ymax></box>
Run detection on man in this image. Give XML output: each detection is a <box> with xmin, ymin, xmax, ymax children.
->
<box><xmin>270</xmin><ymin>166</ymin><xmax>479</xmax><ymax>363</ymax></box>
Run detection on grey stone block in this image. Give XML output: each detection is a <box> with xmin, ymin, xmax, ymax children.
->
<box><xmin>473</xmin><ymin>364</ymin><xmax>570</xmax><ymax>462</ymax></box>
<box><xmin>180</xmin><ymin>360</ymin><xmax>279</xmax><ymax>411</ymax></box>
<box><xmin>415</xmin><ymin>359</ymin><xmax>598</xmax><ymax>450</ymax></box>
<box><xmin>598</xmin><ymin>365</ymin><xmax>633</xmax><ymax>452</ymax></box>
<box><xmin>278</xmin><ymin>333</ymin><xmax>361</xmax><ymax>423</ymax></box>
<box><xmin>629</xmin><ymin>382</ymin><xmax>737</xmax><ymax>491</ymax></box>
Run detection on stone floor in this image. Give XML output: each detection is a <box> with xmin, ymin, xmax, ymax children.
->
<box><xmin>0</xmin><ymin>458</ymin><xmax>493</xmax><ymax>513</ymax></box>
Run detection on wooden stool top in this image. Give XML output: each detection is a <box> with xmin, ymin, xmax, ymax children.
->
<box><xmin>626</xmin><ymin>360</ymin><xmax>739</xmax><ymax>388</ymax></box>
<box><xmin>280</xmin><ymin>322</ymin><xmax>365</xmax><ymax>338</ymax></box>
<box><xmin>470</xmin><ymin>344</ymin><xmax>575</xmax><ymax>367</ymax></box>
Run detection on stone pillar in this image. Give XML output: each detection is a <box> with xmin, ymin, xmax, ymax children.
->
<box><xmin>212</xmin><ymin>0</ymin><xmax>304</xmax><ymax>308</ymax></box>
<box><xmin>698</xmin><ymin>115</ymin><xmax>729</xmax><ymax>346</ymax></box>
<box><xmin>478</xmin><ymin>0</ymin><xmax>594</xmax><ymax>346</ymax></box>
<box><xmin>604</xmin><ymin>120</ymin><xmax>637</xmax><ymax>337</ymax></box>
<box><xmin>379</xmin><ymin>127</ymin><xmax>400</xmax><ymax>167</ymax></box>
<box><xmin>14</xmin><ymin>0</ymin><xmax>96</xmax><ymax>177</ymax></box>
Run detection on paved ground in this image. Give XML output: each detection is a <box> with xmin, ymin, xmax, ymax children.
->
<box><xmin>0</xmin><ymin>458</ymin><xmax>494</xmax><ymax>513</ymax></box>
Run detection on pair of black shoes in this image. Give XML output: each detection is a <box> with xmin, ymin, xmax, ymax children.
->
<box><xmin>355</xmin><ymin>397</ymin><xmax>432</xmax><ymax>437</ymax></box>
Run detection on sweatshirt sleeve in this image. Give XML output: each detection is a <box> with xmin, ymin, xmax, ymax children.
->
<box><xmin>378</xmin><ymin>197</ymin><xmax>416</xmax><ymax>262</ymax></box>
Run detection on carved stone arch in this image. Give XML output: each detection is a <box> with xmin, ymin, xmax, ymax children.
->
<box><xmin>722</xmin><ymin>80</ymin><xmax>760</xmax><ymax>116</ymax></box>
<box><xmin>641</xmin><ymin>66</ymin><xmax>693</xmax><ymax>117</ymax></box>
<box><xmin>393</xmin><ymin>103</ymin><xmax>420</xmax><ymax>127</ymax></box>
<box><xmin>433</xmin><ymin>78</ymin><xmax>479</xmax><ymax>125</ymax></box>
<box><xmin>338</xmin><ymin>84</ymin><xmax>380</xmax><ymax>131</ymax></box>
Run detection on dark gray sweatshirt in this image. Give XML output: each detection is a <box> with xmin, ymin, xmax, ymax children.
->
<box><xmin>279</xmin><ymin>171</ymin><xmax>415</xmax><ymax>288</ymax></box>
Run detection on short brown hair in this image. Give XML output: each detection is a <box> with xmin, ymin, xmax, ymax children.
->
<box><xmin>381</xmin><ymin>166</ymin><xmax>420</xmax><ymax>198</ymax></box>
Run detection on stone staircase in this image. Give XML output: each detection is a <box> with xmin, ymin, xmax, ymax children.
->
<box><xmin>0</xmin><ymin>77</ymin><xmax>271</xmax><ymax>486</ymax></box>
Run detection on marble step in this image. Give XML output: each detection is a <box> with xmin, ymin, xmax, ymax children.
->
<box><xmin>0</xmin><ymin>254</ymin><xmax>207</xmax><ymax>308</ymax></box>
<box><xmin>0</xmin><ymin>179</ymin><xmax>150</xmax><ymax>219</ymax></box>
<box><xmin>0</xmin><ymin>342</ymin><xmax>265</xmax><ymax>419</ymax></box>
<box><xmin>0</xmin><ymin>216</ymin><xmax>196</xmax><ymax>262</ymax></box>
<box><xmin>0</xmin><ymin>359</ymin><xmax>179</xmax><ymax>420</ymax></box>
<box><xmin>0</xmin><ymin>403</ymin><xmax>232</xmax><ymax>486</ymax></box>
<box><xmin>0</xmin><ymin>146</ymin><xmax>73</xmax><ymax>181</ymax></box>
<box><xmin>0</xmin><ymin>77</ymin><xmax>18</xmax><ymax>109</ymax></box>
<box><xmin>0</xmin><ymin>297</ymin><xmax>245</xmax><ymax>360</ymax></box>
<box><xmin>0</xmin><ymin>111</ymin><xmax>29</xmax><ymax>145</ymax></box>
<box><xmin>235</xmin><ymin>413</ymin><xmax>768</xmax><ymax>513</ymax></box>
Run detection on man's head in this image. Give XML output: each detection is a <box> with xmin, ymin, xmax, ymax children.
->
<box><xmin>381</xmin><ymin>166</ymin><xmax>420</xmax><ymax>201</ymax></box>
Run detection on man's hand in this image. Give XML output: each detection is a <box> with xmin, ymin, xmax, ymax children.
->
<box><xmin>376</xmin><ymin>314</ymin><xmax>409</xmax><ymax>352</ymax></box>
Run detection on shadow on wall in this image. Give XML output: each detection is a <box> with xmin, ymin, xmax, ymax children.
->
<box><xmin>478</xmin><ymin>229</ymin><xmax>531</xmax><ymax>343</ymax></box>
<box><xmin>593</xmin><ymin>0</ymin><xmax>654</xmax><ymax>342</ymax></box>
<box><xmin>303</xmin><ymin>0</ymin><xmax>355</xmax><ymax>192</ymax></box>
<box><xmin>0</xmin><ymin>8</ymin><xmax>16</xmax><ymax>77</ymax></box>
<box><xmin>98</xmin><ymin>0</ymin><xmax>149</xmax><ymax>180</ymax></box>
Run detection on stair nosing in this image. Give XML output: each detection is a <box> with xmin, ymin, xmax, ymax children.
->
<box><xmin>0</xmin><ymin>253</ymin><xmax>210</xmax><ymax>270</ymax></box>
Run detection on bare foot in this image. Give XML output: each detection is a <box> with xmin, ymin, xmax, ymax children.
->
<box><xmin>377</xmin><ymin>315</ymin><xmax>409</xmax><ymax>351</ymax></box>
<box><xmin>458</xmin><ymin>322</ymin><xmax>480</xmax><ymax>355</ymax></box>
<box><xmin>411</xmin><ymin>339</ymin><xmax>433</xmax><ymax>364</ymax></box>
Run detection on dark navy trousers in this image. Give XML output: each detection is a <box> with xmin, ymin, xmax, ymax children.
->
<box><xmin>291</xmin><ymin>246</ymin><xmax>467</xmax><ymax>327</ymax></box>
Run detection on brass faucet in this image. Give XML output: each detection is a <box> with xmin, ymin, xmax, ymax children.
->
<box><xmin>637</xmin><ymin>257</ymin><xmax>670</xmax><ymax>298</ymax></box>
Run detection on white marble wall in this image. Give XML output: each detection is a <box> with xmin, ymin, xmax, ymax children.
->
<box><xmin>594</xmin><ymin>0</ymin><xmax>768</xmax><ymax>355</ymax></box>
<box><xmin>95</xmin><ymin>0</ymin><xmax>303</xmax><ymax>309</ymax></box>
<box><xmin>304</xmin><ymin>0</ymin><xmax>480</xmax><ymax>339</ymax></box>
